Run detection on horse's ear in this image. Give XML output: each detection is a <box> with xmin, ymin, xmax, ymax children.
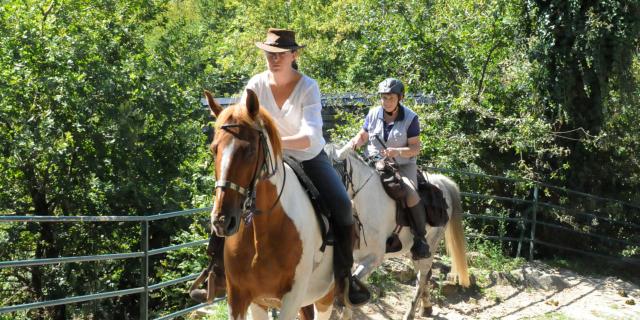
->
<box><xmin>204</xmin><ymin>90</ymin><xmax>222</xmax><ymax>118</ymax></box>
<box><xmin>244</xmin><ymin>89</ymin><xmax>260</xmax><ymax>119</ymax></box>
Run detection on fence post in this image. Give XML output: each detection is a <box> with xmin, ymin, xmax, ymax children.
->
<box><xmin>529</xmin><ymin>185</ymin><xmax>539</xmax><ymax>261</ymax></box>
<box><xmin>516</xmin><ymin>207</ymin><xmax>530</xmax><ymax>258</ymax></box>
<box><xmin>140</xmin><ymin>220</ymin><xmax>149</xmax><ymax>320</ymax></box>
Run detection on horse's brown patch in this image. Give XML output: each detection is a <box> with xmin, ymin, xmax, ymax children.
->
<box><xmin>314</xmin><ymin>285</ymin><xmax>335</xmax><ymax>313</ymax></box>
<box><xmin>224</xmin><ymin>179</ymin><xmax>303</xmax><ymax>318</ymax></box>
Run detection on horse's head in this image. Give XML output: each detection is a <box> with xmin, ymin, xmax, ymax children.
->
<box><xmin>324</xmin><ymin>143</ymin><xmax>350</xmax><ymax>161</ymax></box>
<box><xmin>205</xmin><ymin>90</ymin><xmax>281</xmax><ymax>236</ymax></box>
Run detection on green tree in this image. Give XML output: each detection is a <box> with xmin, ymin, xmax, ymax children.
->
<box><xmin>0</xmin><ymin>1</ymin><xmax>211</xmax><ymax>318</ymax></box>
<box><xmin>523</xmin><ymin>0</ymin><xmax>640</xmax><ymax>196</ymax></box>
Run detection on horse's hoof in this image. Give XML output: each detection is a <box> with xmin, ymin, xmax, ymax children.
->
<box><xmin>422</xmin><ymin>306</ymin><xmax>433</xmax><ymax>317</ymax></box>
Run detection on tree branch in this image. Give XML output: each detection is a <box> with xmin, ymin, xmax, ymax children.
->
<box><xmin>39</xmin><ymin>0</ymin><xmax>57</xmax><ymax>33</ymax></box>
<box><xmin>476</xmin><ymin>41</ymin><xmax>502</xmax><ymax>99</ymax></box>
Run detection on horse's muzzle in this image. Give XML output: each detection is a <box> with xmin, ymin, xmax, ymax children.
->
<box><xmin>212</xmin><ymin>212</ymin><xmax>239</xmax><ymax>236</ymax></box>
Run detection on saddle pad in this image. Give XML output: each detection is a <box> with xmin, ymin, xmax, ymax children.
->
<box><xmin>417</xmin><ymin>170</ymin><xmax>449</xmax><ymax>227</ymax></box>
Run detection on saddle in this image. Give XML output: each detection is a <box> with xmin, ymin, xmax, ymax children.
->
<box><xmin>374</xmin><ymin>159</ymin><xmax>407</xmax><ymax>201</ymax></box>
<box><xmin>381</xmin><ymin>169</ymin><xmax>450</xmax><ymax>229</ymax></box>
<box><xmin>383</xmin><ymin>170</ymin><xmax>450</xmax><ymax>254</ymax></box>
<box><xmin>283</xmin><ymin>156</ymin><xmax>332</xmax><ymax>251</ymax></box>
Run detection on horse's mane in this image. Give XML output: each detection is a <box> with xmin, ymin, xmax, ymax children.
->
<box><xmin>341</xmin><ymin>147</ymin><xmax>370</xmax><ymax>170</ymax></box>
<box><xmin>214</xmin><ymin>104</ymin><xmax>283</xmax><ymax>159</ymax></box>
<box><xmin>325</xmin><ymin>144</ymin><xmax>373</xmax><ymax>175</ymax></box>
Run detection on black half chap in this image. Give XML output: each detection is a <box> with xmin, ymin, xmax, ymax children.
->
<box><xmin>301</xmin><ymin>150</ymin><xmax>354</xmax><ymax>227</ymax></box>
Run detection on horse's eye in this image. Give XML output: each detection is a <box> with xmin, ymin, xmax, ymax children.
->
<box><xmin>244</xmin><ymin>148</ymin><xmax>256</xmax><ymax>160</ymax></box>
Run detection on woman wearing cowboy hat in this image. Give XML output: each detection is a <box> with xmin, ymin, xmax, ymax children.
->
<box><xmin>349</xmin><ymin>78</ymin><xmax>431</xmax><ymax>261</ymax></box>
<box><xmin>208</xmin><ymin>28</ymin><xmax>371</xmax><ymax>308</ymax></box>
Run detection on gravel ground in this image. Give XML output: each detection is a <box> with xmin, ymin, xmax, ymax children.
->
<box><xmin>196</xmin><ymin>257</ymin><xmax>639</xmax><ymax>319</ymax></box>
<box><xmin>336</xmin><ymin>258</ymin><xmax>640</xmax><ymax>320</ymax></box>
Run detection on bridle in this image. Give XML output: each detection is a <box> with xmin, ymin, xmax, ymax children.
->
<box><xmin>333</xmin><ymin>151</ymin><xmax>376</xmax><ymax>200</ymax></box>
<box><xmin>214</xmin><ymin>122</ymin><xmax>285</xmax><ymax>218</ymax></box>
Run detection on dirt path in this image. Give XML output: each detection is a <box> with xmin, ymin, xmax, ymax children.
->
<box><xmin>196</xmin><ymin>257</ymin><xmax>639</xmax><ymax>319</ymax></box>
<box><xmin>334</xmin><ymin>258</ymin><xmax>640</xmax><ymax>320</ymax></box>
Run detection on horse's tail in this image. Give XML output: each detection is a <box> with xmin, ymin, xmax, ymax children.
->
<box><xmin>440</xmin><ymin>175</ymin><xmax>471</xmax><ymax>288</ymax></box>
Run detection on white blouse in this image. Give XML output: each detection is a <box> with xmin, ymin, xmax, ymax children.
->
<box><xmin>243</xmin><ymin>71</ymin><xmax>325</xmax><ymax>161</ymax></box>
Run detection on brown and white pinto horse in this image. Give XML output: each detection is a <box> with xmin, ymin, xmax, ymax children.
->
<box><xmin>205</xmin><ymin>90</ymin><xmax>334</xmax><ymax>320</ymax></box>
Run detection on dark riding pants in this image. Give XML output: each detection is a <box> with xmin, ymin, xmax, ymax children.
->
<box><xmin>300</xmin><ymin>150</ymin><xmax>353</xmax><ymax>227</ymax></box>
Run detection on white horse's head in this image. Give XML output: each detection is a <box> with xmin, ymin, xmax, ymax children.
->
<box><xmin>324</xmin><ymin>143</ymin><xmax>389</xmax><ymax>207</ymax></box>
<box><xmin>324</xmin><ymin>143</ymin><xmax>350</xmax><ymax>161</ymax></box>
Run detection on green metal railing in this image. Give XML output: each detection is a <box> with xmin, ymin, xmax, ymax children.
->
<box><xmin>428</xmin><ymin>166</ymin><xmax>640</xmax><ymax>264</ymax></box>
<box><xmin>0</xmin><ymin>207</ymin><xmax>219</xmax><ymax>319</ymax></box>
<box><xmin>1</xmin><ymin>168</ymin><xmax>639</xmax><ymax>318</ymax></box>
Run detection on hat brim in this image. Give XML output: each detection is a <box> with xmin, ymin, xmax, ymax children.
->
<box><xmin>255</xmin><ymin>42</ymin><xmax>305</xmax><ymax>53</ymax></box>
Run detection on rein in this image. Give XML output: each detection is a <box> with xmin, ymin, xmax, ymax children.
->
<box><xmin>339</xmin><ymin>154</ymin><xmax>376</xmax><ymax>199</ymax></box>
<box><xmin>215</xmin><ymin>123</ymin><xmax>285</xmax><ymax>219</ymax></box>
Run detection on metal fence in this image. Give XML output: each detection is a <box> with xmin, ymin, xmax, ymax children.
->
<box><xmin>1</xmin><ymin>169</ymin><xmax>639</xmax><ymax>319</ymax></box>
<box><xmin>0</xmin><ymin>208</ymin><xmax>221</xmax><ymax>320</ymax></box>
<box><xmin>427</xmin><ymin>166</ymin><xmax>640</xmax><ymax>266</ymax></box>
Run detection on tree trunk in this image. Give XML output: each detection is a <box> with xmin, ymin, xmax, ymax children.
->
<box><xmin>26</xmin><ymin>164</ymin><xmax>67</xmax><ymax>320</ymax></box>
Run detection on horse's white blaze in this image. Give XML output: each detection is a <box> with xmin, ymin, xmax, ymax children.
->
<box><xmin>212</xmin><ymin>139</ymin><xmax>237</xmax><ymax>223</ymax></box>
<box><xmin>219</xmin><ymin>139</ymin><xmax>236</xmax><ymax>183</ymax></box>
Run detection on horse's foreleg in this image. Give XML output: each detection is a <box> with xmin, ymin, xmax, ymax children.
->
<box><xmin>403</xmin><ymin>278</ymin><xmax>424</xmax><ymax>320</ymax></box>
<box><xmin>227</xmin><ymin>287</ymin><xmax>250</xmax><ymax>320</ymax></box>
<box><xmin>403</xmin><ymin>259</ymin><xmax>431</xmax><ymax>320</ymax></box>
<box><xmin>279</xmin><ymin>284</ymin><xmax>308</xmax><ymax>320</ymax></box>
<box><xmin>421</xmin><ymin>269</ymin><xmax>434</xmax><ymax>317</ymax></box>
<box><xmin>249</xmin><ymin>303</ymin><xmax>269</xmax><ymax>320</ymax></box>
<box><xmin>314</xmin><ymin>288</ymin><xmax>334</xmax><ymax>320</ymax></box>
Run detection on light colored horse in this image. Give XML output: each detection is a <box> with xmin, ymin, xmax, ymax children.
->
<box><xmin>325</xmin><ymin>144</ymin><xmax>470</xmax><ymax>320</ymax></box>
<box><xmin>206</xmin><ymin>90</ymin><xmax>334</xmax><ymax>320</ymax></box>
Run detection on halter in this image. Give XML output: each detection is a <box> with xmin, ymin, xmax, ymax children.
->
<box><xmin>214</xmin><ymin>122</ymin><xmax>284</xmax><ymax>217</ymax></box>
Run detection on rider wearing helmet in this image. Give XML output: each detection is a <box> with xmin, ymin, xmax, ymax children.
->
<box><xmin>349</xmin><ymin>78</ymin><xmax>430</xmax><ymax>260</ymax></box>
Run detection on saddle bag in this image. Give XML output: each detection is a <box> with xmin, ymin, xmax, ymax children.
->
<box><xmin>374</xmin><ymin>159</ymin><xmax>407</xmax><ymax>201</ymax></box>
<box><xmin>416</xmin><ymin>170</ymin><xmax>449</xmax><ymax>227</ymax></box>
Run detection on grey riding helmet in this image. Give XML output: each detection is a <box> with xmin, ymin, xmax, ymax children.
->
<box><xmin>378</xmin><ymin>78</ymin><xmax>405</xmax><ymax>97</ymax></box>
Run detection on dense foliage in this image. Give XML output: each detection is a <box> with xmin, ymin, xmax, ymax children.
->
<box><xmin>0</xmin><ymin>0</ymin><xmax>638</xmax><ymax>318</ymax></box>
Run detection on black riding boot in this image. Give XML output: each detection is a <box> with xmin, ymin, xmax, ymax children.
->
<box><xmin>408</xmin><ymin>201</ymin><xmax>431</xmax><ymax>260</ymax></box>
<box><xmin>189</xmin><ymin>235</ymin><xmax>226</xmax><ymax>302</ymax></box>
<box><xmin>333</xmin><ymin>224</ymin><xmax>371</xmax><ymax>307</ymax></box>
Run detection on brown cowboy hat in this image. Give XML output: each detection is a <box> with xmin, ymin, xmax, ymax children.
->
<box><xmin>255</xmin><ymin>28</ymin><xmax>305</xmax><ymax>53</ymax></box>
